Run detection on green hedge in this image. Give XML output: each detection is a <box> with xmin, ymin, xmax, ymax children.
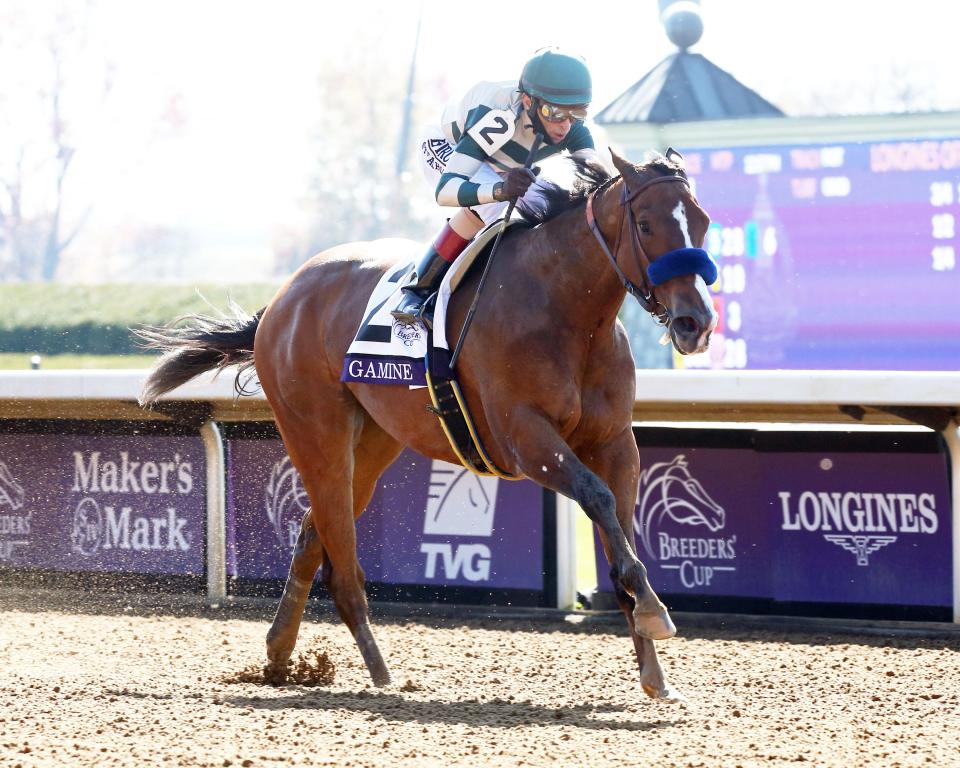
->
<box><xmin>0</xmin><ymin>283</ymin><xmax>281</xmax><ymax>355</ymax></box>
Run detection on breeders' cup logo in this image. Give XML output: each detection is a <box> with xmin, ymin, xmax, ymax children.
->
<box><xmin>0</xmin><ymin>459</ymin><xmax>31</xmax><ymax>562</ymax></box>
<box><xmin>71</xmin><ymin>497</ymin><xmax>103</xmax><ymax>556</ymax></box>
<box><xmin>634</xmin><ymin>455</ymin><xmax>736</xmax><ymax>589</ymax></box>
<box><xmin>265</xmin><ymin>456</ymin><xmax>309</xmax><ymax>549</ymax></box>
<box><xmin>393</xmin><ymin>323</ymin><xmax>423</xmax><ymax>348</ymax></box>
<box><xmin>778</xmin><ymin>487</ymin><xmax>938</xmax><ymax>566</ymax></box>
<box><xmin>0</xmin><ymin>461</ymin><xmax>25</xmax><ymax>511</ymax></box>
<box><xmin>420</xmin><ymin>460</ymin><xmax>498</xmax><ymax>582</ymax></box>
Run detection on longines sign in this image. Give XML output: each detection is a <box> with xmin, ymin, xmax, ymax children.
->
<box><xmin>0</xmin><ymin>434</ymin><xmax>205</xmax><ymax>576</ymax></box>
<box><xmin>596</xmin><ymin>441</ymin><xmax>952</xmax><ymax>609</ymax></box>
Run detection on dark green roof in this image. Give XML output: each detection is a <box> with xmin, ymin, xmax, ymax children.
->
<box><xmin>595</xmin><ymin>51</ymin><xmax>785</xmax><ymax>125</ymax></box>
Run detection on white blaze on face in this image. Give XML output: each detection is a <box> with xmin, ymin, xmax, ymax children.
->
<box><xmin>693</xmin><ymin>274</ymin><xmax>718</xmax><ymax>331</ymax></box>
<box><xmin>671</xmin><ymin>201</ymin><xmax>693</xmax><ymax>248</ymax></box>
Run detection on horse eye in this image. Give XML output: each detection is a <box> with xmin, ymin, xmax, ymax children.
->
<box><xmin>638</xmin><ymin>221</ymin><xmax>651</xmax><ymax>235</ymax></box>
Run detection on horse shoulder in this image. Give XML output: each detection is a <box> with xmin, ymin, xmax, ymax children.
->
<box><xmin>573</xmin><ymin>319</ymin><xmax>637</xmax><ymax>438</ymax></box>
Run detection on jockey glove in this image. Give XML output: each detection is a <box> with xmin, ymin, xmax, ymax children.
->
<box><xmin>494</xmin><ymin>166</ymin><xmax>540</xmax><ymax>201</ymax></box>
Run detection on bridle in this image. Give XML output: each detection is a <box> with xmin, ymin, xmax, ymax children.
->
<box><xmin>585</xmin><ymin>173</ymin><xmax>702</xmax><ymax>327</ymax></box>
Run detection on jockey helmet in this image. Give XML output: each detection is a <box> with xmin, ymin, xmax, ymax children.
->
<box><xmin>519</xmin><ymin>48</ymin><xmax>592</xmax><ymax>106</ymax></box>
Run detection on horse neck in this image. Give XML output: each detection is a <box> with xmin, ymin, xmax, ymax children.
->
<box><xmin>529</xmin><ymin>180</ymin><xmax>629</xmax><ymax>330</ymax></box>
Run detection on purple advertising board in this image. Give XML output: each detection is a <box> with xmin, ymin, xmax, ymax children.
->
<box><xmin>227</xmin><ymin>439</ymin><xmax>545</xmax><ymax>595</ymax></box>
<box><xmin>763</xmin><ymin>450</ymin><xmax>952</xmax><ymax>607</ymax></box>
<box><xmin>595</xmin><ymin>431</ymin><xmax>953</xmax><ymax>613</ymax></box>
<box><xmin>674</xmin><ymin>137</ymin><xmax>960</xmax><ymax>370</ymax></box>
<box><xmin>594</xmin><ymin>446</ymin><xmax>771</xmax><ymax>599</ymax></box>
<box><xmin>0</xmin><ymin>432</ymin><xmax>206</xmax><ymax>576</ymax></box>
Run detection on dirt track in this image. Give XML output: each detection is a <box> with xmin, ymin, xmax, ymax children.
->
<box><xmin>1</xmin><ymin>591</ymin><xmax>958</xmax><ymax>767</ymax></box>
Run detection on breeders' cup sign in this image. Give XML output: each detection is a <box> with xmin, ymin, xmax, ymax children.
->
<box><xmin>264</xmin><ymin>456</ymin><xmax>310</xmax><ymax>549</ymax></box>
<box><xmin>621</xmin><ymin>448</ymin><xmax>768</xmax><ymax>597</ymax></box>
<box><xmin>228</xmin><ymin>441</ymin><xmax>545</xmax><ymax>594</ymax></box>
<box><xmin>636</xmin><ymin>455</ymin><xmax>736</xmax><ymax>590</ymax></box>
<box><xmin>0</xmin><ymin>459</ymin><xmax>29</xmax><ymax>563</ymax></box>
<box><xmin>0</xmin><ymin>434</ymin><xmax>205</xmax><ymax>575</ymax></box>
<box><xmin>766</xmin><ymin>452</ymin><xmax>951</xmax><ymax>607</ymax></box>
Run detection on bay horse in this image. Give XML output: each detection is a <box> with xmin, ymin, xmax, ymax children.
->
<box><xmin>138</xmin><ymin>150</ymin><xmax>717</xmax><ymax>700</ymax></box>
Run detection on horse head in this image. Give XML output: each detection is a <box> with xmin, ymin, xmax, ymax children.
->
<box><xmin>606</xmin><ymin>149</ymin><xmax>718</xmax><ymax>355</ymax></box>
<box><xmin>0</xmin><ymin>461</ymin><xmax>25</xmax><ymax>511</ymax></box>
<box><xmin>635</xmin><ymin>455</ymin><xmax>725</xmax><ymax>559</ymax></box>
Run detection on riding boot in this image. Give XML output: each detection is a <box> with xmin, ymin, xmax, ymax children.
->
<box><xmin>391</xmin><ymin>223</ymin><xmax>471</xmax><ymax>325</ymax></box>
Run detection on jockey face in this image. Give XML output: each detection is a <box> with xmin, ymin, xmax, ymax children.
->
<box><xmin>521</xmin><ymin>94</ymin><xmax>588</xmax><ymax>145</ymax></box>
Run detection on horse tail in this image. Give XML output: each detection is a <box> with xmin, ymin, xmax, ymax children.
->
<box><xmin>135</xmin><ymin>302</ymin><xmax>265</xmax><ymax>407</ymax></box>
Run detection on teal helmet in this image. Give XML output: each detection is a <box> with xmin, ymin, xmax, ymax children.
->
<box><xmin>519</xmin><ymin>48</ymin><xmax>592</xmax><ymax>106</ymax></box>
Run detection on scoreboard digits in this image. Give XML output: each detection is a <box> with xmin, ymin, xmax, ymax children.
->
<box><xmin>674</xmin><ymin>137</ymin><xmax>960</xmax><ymax>370</ymax></box>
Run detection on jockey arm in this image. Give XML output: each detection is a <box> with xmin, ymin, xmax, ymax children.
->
<box><xmin>435</xmin><ymin>132</ymin><xmax>499</xmax><ymax>208</ymax></box>
<box><xmin>436</xmin><ymin>116</ymin><xmax>601</xmax><ymax>208</ymax></box>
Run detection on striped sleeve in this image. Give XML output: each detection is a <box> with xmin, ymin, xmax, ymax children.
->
<box><xmin>435</xmin><ymin>135</ymin><xmax>499</xmax><ymax>207</ymax></box>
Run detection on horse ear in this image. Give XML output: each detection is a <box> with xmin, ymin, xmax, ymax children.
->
<box><xmin>665</xmin><ymin>147</ymin><xmax>685</xmax><ymax>169</ymax></box>
<box><xmin>608</xmin><ymin>147</ymin><xmax>634</xmax><ymax>177</ymax></box>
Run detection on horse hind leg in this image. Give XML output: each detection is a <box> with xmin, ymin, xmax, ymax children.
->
<box><xmin>319</xmin><ymin>417</ymin><xmax>402</xmax><ymax>687</ymax></box>
<box><xmin>265</xmin><ymin>509</ymin><xmax>324</xmax><ymax>682</ymax></box>
<box><xmin>268</xmin><ymin>409</ymin><xmax>400</xmax><ymax>687</ymax></box>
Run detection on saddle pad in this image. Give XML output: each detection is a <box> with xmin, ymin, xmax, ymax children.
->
<box><xmin>341</xmin><ymin>260</ymin><xmax>429</xmax><ymax>386</ymax></box>
<box><xmin>341</xmin><ymin>221</ymin><xmax>527</xmax><ymax>387</ymax></box>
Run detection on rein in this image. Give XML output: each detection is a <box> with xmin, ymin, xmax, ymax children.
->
<box><xmin>585</xmin><ymin>174</ymin><xmax>716</xmax><ymax>327</ymax></box>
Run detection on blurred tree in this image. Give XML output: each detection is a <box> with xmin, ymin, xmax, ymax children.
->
<box><xmin>275</xmin><ymin>23</ymin><xmax>437</xmax><ymax>274</ymax></box>
<box><xmin>770</xmin><ymin>60</ymin><xmax>941</xmax><ymax>117</ymax></box>
<box><xmin>0</xmin><ymin>2</ymin><xmax>185</xmax><ymax>283</ymax></box>
<box><xmin>0</xmin><ymin>3</ymin><xmax>112</xmax><ymax>281</ymax></box>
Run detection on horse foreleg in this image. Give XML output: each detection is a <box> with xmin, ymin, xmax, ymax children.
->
<box><xmin>576</xmin><ymin>429</ymin><xmax>675</xmax><ymax>642</ymax></box>
<box><xmin>609</xmin><ymin>571</ymin><xmax>683</xmax><ymax>701</ymax></box>
<box><xmin>507</xmin><ymin>412</ymin><xmax>674</xmax><ymax>639</ymax></box>
<box><xmin>588</xmin><ymin>429</ymin><xmax>683</xmax><ymax>700</ymax></box>
<box><xmin>265</xmin><ymin>510</ymin><xmax>323</xmax><ymax>682</ymax></box>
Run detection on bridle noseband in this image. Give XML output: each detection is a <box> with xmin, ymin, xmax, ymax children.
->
<box><xmin>585</xmin><ymin>174</ymin><xmax>717</xmax><ymax>327</ymax></box>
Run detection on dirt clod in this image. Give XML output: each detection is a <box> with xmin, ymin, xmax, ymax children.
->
<box><xmin>222</xmin><ymin>645</ymin><xmax>336</xmax><ymax>687</ymax></box>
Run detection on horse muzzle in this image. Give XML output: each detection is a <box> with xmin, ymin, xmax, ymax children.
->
<box><xmin>669</xmin><ymin>304</ymin><xmax>717</xmax><ymax>355</ymax></box>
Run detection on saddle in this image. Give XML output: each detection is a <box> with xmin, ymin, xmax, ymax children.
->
<box><xmin>420</xmin><ymin>217</ymin><xmax>531</xmax><ymax>328</ymax></box>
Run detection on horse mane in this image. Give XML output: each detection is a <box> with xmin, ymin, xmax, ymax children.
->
<box><xmin>516</xmin><ymin>152</ymin><xmax>687</xmax><ymax>225</ymax></box>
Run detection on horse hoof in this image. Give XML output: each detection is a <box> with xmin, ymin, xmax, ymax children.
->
<box><xmin>634</xmin><ymin>609</ymin><xmax>677</xmax><ymax>640</ymax></box>
<box><xmin>370</xmin><ymin>668</ymin><xmax>391</xmax><ymax>688</ymax></box>
<box><xmin>642</xmin><ymin>682</ymin><xmax>687</xmax><ymax>704</ymax></box>
<box><xmin>263</xmin><ymin>661</ymin><xmax>290</xmax><ymax>686</ymax></box>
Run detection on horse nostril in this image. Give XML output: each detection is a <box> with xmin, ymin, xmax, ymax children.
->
<box><xmin>672</xmin><ymin>316</ymin><xmax>699</xmax><ymax>337</ymax></box>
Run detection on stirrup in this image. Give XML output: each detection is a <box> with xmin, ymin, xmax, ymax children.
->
<box><xmin>391</xmin><ymin>295</ymin><xmax>425</xmax><ymax>326</ymax></box>
<box><xmin>390</xmin><ymin>292</ymin><xmax>435</xmax><ymax>329</ymax></box>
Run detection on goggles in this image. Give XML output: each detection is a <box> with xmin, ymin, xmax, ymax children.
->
<box><xmin>537</xmin><ymin>102</ymin><xmax>589</xmax><ymax>123</ymax></box>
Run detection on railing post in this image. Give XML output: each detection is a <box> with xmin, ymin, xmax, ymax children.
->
<box><xmin>200</xmin><ymin>420</ymin><xmax>226</xmax><ymax>605</ymax></box>
<box><xmin>553</xmin><ymin>493</ymin><xmax>578</xmax><ymax>610</ymax></box>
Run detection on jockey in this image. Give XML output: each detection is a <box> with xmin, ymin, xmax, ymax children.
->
<box><xmin>392</xmin><ymin>47</ymin><xmax>601</xmax><ymax>324</ymax></box>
